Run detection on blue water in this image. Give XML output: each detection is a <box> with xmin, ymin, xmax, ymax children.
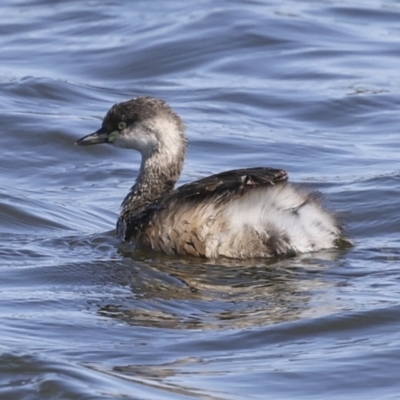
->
<box><xmin>1</xmin><ymin>0</ymin><xmax>400</xmax><ymax>398</ymax></box>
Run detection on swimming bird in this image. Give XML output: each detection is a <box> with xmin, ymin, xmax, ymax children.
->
<box><xmin>76</xmin><ymin>96</ymin><xmax>347</xmax><ymax>259</ymax></box>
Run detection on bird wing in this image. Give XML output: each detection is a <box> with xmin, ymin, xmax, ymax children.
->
<box><xmin>120</xmin><ymin>167</ymin><xmax>288</xmax><ymax>240</ymax></box>
<box><xmin>169</xmin><ymin>167</ymin><xmax>288</xmax><ymax>206</ymax></box>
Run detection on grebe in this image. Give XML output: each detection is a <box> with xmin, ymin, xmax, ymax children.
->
<box><xmin>76</xmin><ymin>96</ymin><xmax>347</xmax><ymax>259</ymax></box>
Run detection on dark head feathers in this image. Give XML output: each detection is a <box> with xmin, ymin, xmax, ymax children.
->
<box><xmin>101</xmin><ymin>96</ymin><xmax>184</xmax><ymax>133</ymax></box>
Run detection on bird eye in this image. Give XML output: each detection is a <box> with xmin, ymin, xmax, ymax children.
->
<box><xmin>118</xmin><ymin>121</ymin><xmax>127</xmax><ymax>130</ymax></box>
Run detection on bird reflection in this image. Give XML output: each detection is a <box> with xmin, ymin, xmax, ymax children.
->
<box><xmin>96</xmin><ymin>247</ymin><xmax>347</xmax><ymax>330</ymax></box>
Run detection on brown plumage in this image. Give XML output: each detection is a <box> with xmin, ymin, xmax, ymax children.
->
<box><xmin>76</xmin><ymin>96</ymin><xmax>348</xmax><ymax>259</ymax></box>
<box><xmin>119</xmin><ymin>167</ymin><xmax>289</xmax><ymax>257</ymax></box>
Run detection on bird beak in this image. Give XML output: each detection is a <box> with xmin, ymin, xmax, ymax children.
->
<box><xmin>75</xmin><ymin>127</ymin><xmax>109</xmax><ymax>146</ymax></box>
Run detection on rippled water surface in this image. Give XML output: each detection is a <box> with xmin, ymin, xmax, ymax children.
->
<box><xmin>2</xmin><ymin>0</ymin><xmax>400</xmax><ymax>398</ymax></box>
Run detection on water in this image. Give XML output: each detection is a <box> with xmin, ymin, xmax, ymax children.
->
<box><xmin>1</xmin><ymin>0</ymin><xmax>400</xmax><ymax>398</ymax></box>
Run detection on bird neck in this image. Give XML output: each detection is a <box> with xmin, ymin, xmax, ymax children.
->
<box><xmin>121</xmin><ymin>145</ymin><xmax>186</xmax><ymax>215</ymax></box>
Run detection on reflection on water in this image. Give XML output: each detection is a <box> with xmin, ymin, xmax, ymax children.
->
<box><xmin>97</xmin><ymin>250</ymin><xmax>347</xmax><ymax>330</ymax></box>
<box><xmin>87</xmin><ymin>358</ymin><xmax>225</xmax><ymax>400</ymax></box>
